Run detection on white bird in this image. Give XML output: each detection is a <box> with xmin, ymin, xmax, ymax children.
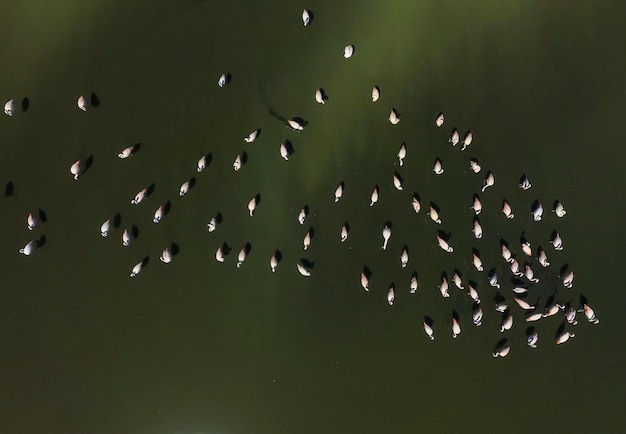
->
<box><xmin>244</xmin><ymin>129</ymin><xmax>259</xmax><ymax>143</ymax></box>
<box><xmin>302</xmin><ymin>9</ymin><xmax>311</xmax><ymax>26</ymax></box>
<box><xmin>495</xmin><ymin>301</ymin><xmax>508</xmax><ymax>313</ymax></box>
<box><xmin>436</xmin><ymin>236</ymin><xmax>453</xmax><ymax>253</ymax></box>
<box><xmin>473</xmin><ymin>217</ymin><xmax>483</xmax><ymax>239</ymax></box>
<box><xmin>70</xmin><ymin>160</ymin><xmax>83</xmax><ymax>180</ymax></box>
<box><xmin>527</xmin><ymin>331</ymin><xmax>539</xmax><ymax>348</ymax></box>
<box><xmin>525</xmin><ymin>311</ymin><xmax>543</xmax><ymax>322</ymax></box>
<box><xmin>472</xmin><ymin>194</ymin><xmax>482</xmax><ymax>215</ymax></box>
<box><xmin>197</xmin><ymin>155</ymin><xmax>207</xmax><ymax>172</ymax></box>
<box><xmin>502</xmin><ymin>200</ymin><xmax>514</xmax><ymax>219</ymax></box>
<box><xmin>287</xmin><ymin>119</ymin><xmax>304</xmax><ymax>131</ymax></box>
<box><xmin>537</xmin><ymin>248</ymin><xmax>550</xmax><ymax>267</ymax></box>
<box><xmin>514</xmin><ymin>297</ymin><xmax>535</xmax><ymax>310</ymax></box>
<box><xmin>303</xmin><ymin>229</ymin><xmax>312</xmax><ymax>250</ymax></box>
<box><xmin>492</xmin><ymin>343</ymin><xmax>511</xmax><ymax>358</ymax></box>
<box><xmin>532</xmin><ymin>202</ymin><xmax>544</xmax><ymax>221</ymax></box>
<box><xmin>18</xmin><ymin>240</ymin><xmax>37</xmax><ymax>256</ymax></box>
<box><xmin>233</xmin><ymin>155</ymin><xmax>242</xmax><ymax>171</ymax></box>
<box><xmin>122</xmin><ymin>228</ymin><xmax>132</xmax><ymax>247</ymax></box>
<box><xmin>410</xmin><ymin>274</ymin><xmax>418</xmax><ymax>293</ymax></box>
<box><xmin>218</xmin><ymin>73</ymin><xmax>227</xmax><ymax>87</ymax></box>
<box><xmin>435</xmin><ymin>113</ymin><xmax>444</xmax><ymax>127</ymax></box>
<box><xmin>248</xmin><ymin>196</ymin><xmax>258</xmax><ymax>216</ymax></box>
<box><xmin>382</xmin><ymin>224</ymin><xmax>391</xmax><ymax>250</ymax></box>
<box><xmin>461</xmin><ymin>131</ymin><xmax>473</xmax><ymax>151</ymax></box>
<box><xmin>207</xmin><ymin>216</ymin><xmax>217</xmax><ymax>232</ymax></box>
<box><xmin>524</xmin><ymin>264</ymin><xmax>539</xmax><ymax>283</ymax></box>
<box><xmin>340</xmin><ymin>224</ymin><xmax>349</xmax><ymax>242</ymax></box>
<box><xmin>550</xmin><ymin>232</ymin><xmax>564</xmax><ymax>251</ymax></box>
<box><xmin>371</xmin><ymin>86</ymin><xmax>380</xmax><ymax>102</ymax></box>
<box><xmin>500</xmin><ymin>314</ymin><xmax>513</xmax><ymax>332</ymax></box>
<box><xmin>481</xmin><ymin>171</ymin><xmax>495</xmax><ymax>192</ymax></box>
<box><xmin>556</xmin><ymin>331</ymin><xmax>575</xmax><ymax>345</ymax></box>
<box><xmin>387</xmin><ymin>284</ymin><xmax>395</xmax><ymax>305</ymax></box>
<box><xmin>77</xmin><ymin>95</ymin><xmax>88</xmax><ymax>111</ymax></box>
<box><xmin>553</xmin><ymin>201</ymin><xmax>567</xmax><ymax>217</ymax></box>
<box><xmin>236</xmin><ymin>246</ymin><xmax>247</xmax><ymax>268</ymax></box>
<box><xmin>521</xmin><ymin>240</ymin><xmax>532</xmax><ymax>257</ymax></box>
<box><xmin>468</xmin><ymin>283</ymin><xmax>480</xmax><ymax>304</ymax></box>
<box><xmin>118</xmin><ymin>145</ymin><xmax>136</xmax><ymax>159</ymax></box>
<box><xmin>510</xmin><ymin>259</ymin><xmax>524</xmax><ymax>277</ymax></box>
<box><xmin>543</xmin><ymin>303</ymin><xmax>560</xmax><ymax>318</ymax></box>
<box><xmin>370</xmin><ymin>187</ymin><xmax>379</xmax><ymax>207</ymax></box>
<box><xmin>270</xmin><ymin>254</ymin><xmax>279</xmax><ymax>272</ymax></box>
<box><xmin>452</xmin><ymin>318</ymin><xmax>461</xmax><ymax>338</ymax></box>
<box><xmin>469</xmin><ymin>158</ymin><xmax>481</xmax><ymax>174</ymax></box>
<box><xmin>512</xmin><ymin>285</ymin><xmax>528</xmax><ymax>294</ymax></box>
<box><xmin>160</xmin><ymin>247</ymin><xmax>172</xmax><ymax>264</ymax></box>
<box><xmin>423</xmin><ymin>322</ymin><xmax>435</xmax><ymax>340</ymax></box>
<box><xmin>343</xmin><ymin>44</ymin><xmax>354</xmax><ymax>58</ymax></box>
<box><xmin>334</xmin><ymin>183</ymin><xmax>344</xmax><ymax>203</ymax></box>
<box><xmin>453</xmin><ymin>271</ymin><xmax>464</xmax><ymax>290</ymax></box>
<box><xmin>153</xmin><ymin>205</ymin><xmax>164</xmax><ymax>223</ymax></box>
<box><xmin>298</xmin><ymin>208</ymin><xmax>307</xmax><ymax>224</ymax></box>
<box><xmin>315</xmin><ymin>88</ymin><xmax>325</xmax><ymax>104</ymax></box>
<box><xmin>400</xmin><ymin>246</ymin><xmax>409</xmax><ymax>268</ymax></box>
<box><xmin>582</xmin><ymin>304</ymin><xmax>599</xmax><ymax>324</ymax></box>
<box><xmin>389</xmin><ymin>109</ymin><xmax>400</xmax><ymax>125</ymax></box>
<box><xmin>472</xmin><ymin>253</ymin><xmax>484</xmax><ymax>272</ymax></box>
<box><xmin>130</xmin><ymin>260</ymin><xmax>144</xmax><ymax>277</ymax></box>
<box><xmin>4</xmin><ymin>99</ymin><xmax>15</xmax><ymax>116</ymax></box>
<box><xmin>448</xmin><ymin>128</ymin><xmax>459</xmax><ymax>146</ymax></box>
<box><xmin>280</xmin><ymin>143</ymin><xmax>289</xmax><ymax>160</ymax></box>
<box><xmin>439</xmin><ymin>275</ymin><xmax>450</xmax><ymax>298</ymax></box>
<box><xmin>411</xmin><ymin>195</ymin><xmax>421</xmax><ymax>213</ymax></box>
<box><xmin>360</xmin><ymin>273</ymin><xmax>369</xmax><ymax>291</ymax></box>
<box><xmin>297</xmin><ymin>262</ymin><xmax>311</xmax><ymax>277</ymax></box>
<box><xmin>215</xmin><ymin>245</ymin><xmax>225</xmax><ymax>263</ymax></box>
<box><xmin>473</xmin><ymin>305</ymin><xmax>483</xmax><ymax>326</ymax></box>
<box><xmin>392</xmin><ymin>173</ymin><xmax>403</xmax><ymax>191</ymax></box>
<box><xmin>433</xmin><ymin>158</ymin><xmax>444</xmax><ymax>175</ymax></box>
<box><xmin>179</xmin><ymin>180</ymin><xmax>191</xmax><ymax>196</ymax></box>
<box><xmin>27</xmin><ymin>213</ymin><xmax>37</xmax><ymax>231</ymax></box>
<box><xmin>519</xmin><ymin>174</ymin><xmax>531</xmax><ymax>190</ymax></box>
<box><xmin>501</xmin><ymin>244</ymin><xmax>513</xmax><ymax>263</ymax></box>
<box><xmin>564</xmin><ymin>305</ymin><xmax>578</xmax><ymax>325</ymax></box>
<box><xmin>130</xmin><ymin>188</ymin><xmax>148</xmax><ymax>205</ymax></box>
<box><xmin>561</xmin><ymin>270</ymin><xmax>574</xmax><ymax>288</ymax></box>
<box><xmin>397</xmin><ymin>143</ymin><xmax>407</xmax><ymax>166</ymax></box>
<box><xmin>488</xmin><ymin>270</ymin><xmax>500</xmax><ymax>288</ymax></box>
<box><xmin>428</xmin><ymin>205</ymin><xmax>441</xmax><ymax>224</ymax></box>
<box><xmin>100</xmin><ymin>219</ymin><xmax>111</xmax><ymax>237</ymax></box>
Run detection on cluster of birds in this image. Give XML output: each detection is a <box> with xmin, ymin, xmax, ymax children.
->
<box><xmin>10</xmin><ymin>8</ymin><xmax>600</xmax><ymax>359</ymax></box>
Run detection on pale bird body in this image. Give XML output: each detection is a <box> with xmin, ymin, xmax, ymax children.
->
<box><xmin>437</xmin><ymin>236</ymin><xmax>453</xmax><ymax>253</ymax></box>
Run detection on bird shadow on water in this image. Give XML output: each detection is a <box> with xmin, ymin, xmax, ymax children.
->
<box><xmin>83</xmin><ymin>155</ymin><xmax>94</xmax><ymax>174</ymax></box>
<box><xmin>90</xmin><ymin>92</ymin><xmax>100</xmax><ymax>108</ymax></box>
<box><xmin>21</xmin><ymin>97</ymin><xmax>29</xmax><ymax>113</ymax></box>
<box><xmin>113</xmin><ymin>213</ymin><xmax>122</xmax><ymax>229</ymax></box>
<box><xmin>146</xmin><ymin>183</ymin><xmax>156</xmax><ymax>197</ymax></box>
<box><xmin>274</xmin><ymin>249</ymin><xmax>282</xmax><ymax>264</ymax></box>
<box><xmin>220</xmin><ymin>242</ymin><xmax>231</xmax><ymax>256</ymax></box>
<box><xmin>38</xmin><ymin>209</ymin><xmax>48</xmax><ymax>222</ymax></box>
<box><xmin>424</xmin><ymin>316</ymin><xmax>434</xmax><ymax>328</ymax></box>
<box><xmin>4</xmin><ymin>181</ymin><xmax>14</xmax><ymax>197</ymax></box>
<box><xmin>170</xmin><ymin>242</ymin><xmax>180</xmax><ymax>256</ymax></box>
<box><xmin>131</xmin><ymin>224</ymin><xmax>139</xmax><ymax>239</ymax></box>
<box><xmin>299</xmin><ymin>258</ymin><xmax>314</xmax><ymax>269</ymax></box>
<box><xmin>36</xmin><ymin>235</ymin><xmax>46</xmax><ymax>248</ymax></box>
<box><xmin>362</xmin><ymin>265</ymin><xmax>372</xmax><ymax>278</ymax></box>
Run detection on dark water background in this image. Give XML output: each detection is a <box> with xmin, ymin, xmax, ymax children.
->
<box><xmin>0</xmin><ymin>1</ymin><xmax>625</xmax><ymax>433</ymax></box>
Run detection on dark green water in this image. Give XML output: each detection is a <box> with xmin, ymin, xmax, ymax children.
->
<box><xmin>1</xmin><ymin>1</ymin><xmax>625</xmax><ymax>433</ymax></box>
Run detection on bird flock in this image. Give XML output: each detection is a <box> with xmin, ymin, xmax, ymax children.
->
<box><xmin>9</xmin><ymin>8</ymin><xmax>600</xmax><ymax>359</ymax></box>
